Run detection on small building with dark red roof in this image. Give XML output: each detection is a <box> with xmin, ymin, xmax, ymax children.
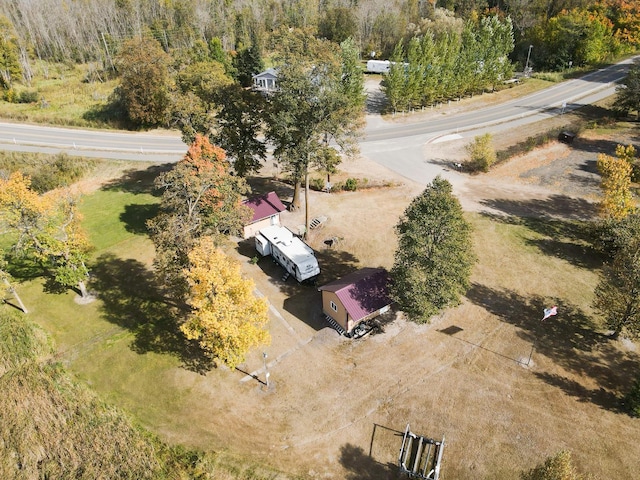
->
<box><xmin>242</xmin><ymin>191</ymin><xmax>287</xmax><ymax>239</ymax></box>
<box><xmin>318</xmin><ymin>268</ymin><xmax>391</xmax><ymax>335</ymax></box>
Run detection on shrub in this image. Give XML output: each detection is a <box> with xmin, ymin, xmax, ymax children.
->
<box><xmin>344</xmin><ymin>178</ymin><xmax>358</xmax><ymax>191</ymax></box>
<box><xmin>0</xmin><ymin>151</ymin><xmax>97</xmax><ymax>193</ymax></box>
<box><xmin>465</xmin><ymin>133</ymin><xmax>496</xmax><ymax>172</ymax></box>
<box><xmin>521</xmin><ymin>450</ymin><xmax>588</xmax><ymax>480</ymax></box>
<box><xmin>18</xmin><ymin>90</ymin><xmax>40</xmax><ymax>103</ymax></box>
<box><xmin>3</xmin><ymin>88</ymin><xmax>17</xmax><ymax>103</ymax></box>
<box><xmin>309</xmin><ymin>177</ymin><xmax>324</xmax><ymax>191</ymax></box>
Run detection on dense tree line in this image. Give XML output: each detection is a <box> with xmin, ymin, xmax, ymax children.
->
<box><xmin>0</xmin><ymin>0</ymin><xmax>637</xmax><ymax>82</ymax></box>
<box><xmin>383</xmin><ymin>13</ymin><xmax>514</xmax><ymax>112</ymax></box>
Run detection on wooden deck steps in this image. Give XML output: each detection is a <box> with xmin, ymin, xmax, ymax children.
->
<box><xmin>324</xmin><ymin>314</ymin><xmax>346</xmax><ymax>336</ymax></box>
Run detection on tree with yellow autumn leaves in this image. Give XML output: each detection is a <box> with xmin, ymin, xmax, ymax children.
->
<box><xmin>180</xmin><ymin>237</ymin><xmax>269</xmax><ymax>368</ymax></box>
<box><xmin>0</xmin><ymin>172</ymin><xmax>91</xmax><ymax>299</ymax></box>
<box><xmin>596</xmin><ymin>146</ymin><xmax>636</xmax><ymax>220</ymax></box>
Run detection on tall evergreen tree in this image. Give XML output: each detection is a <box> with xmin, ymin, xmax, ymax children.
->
<box><xmin>391</xmin><ymin>176</ymin><xmax>476</xmax><ymax>323</ymax></box>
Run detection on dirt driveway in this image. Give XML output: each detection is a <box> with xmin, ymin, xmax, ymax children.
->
<box><xmin>157</xmin><ymin>98</ymin><xmax>640</xmax><ymax>479</ymax></box>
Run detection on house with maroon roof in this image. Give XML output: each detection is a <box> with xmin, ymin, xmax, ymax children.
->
<box><xmin>242</xmin><ymin>191</ymin><xmax>287</xmax><ymax>239</ymax></box>
<box><xmin>318</xmin><ymin>268</ymin><xmax>391</xmax><ymax>335</ymax></box>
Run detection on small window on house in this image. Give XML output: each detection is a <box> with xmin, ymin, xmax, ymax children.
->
<box><xmin>330</xmin><ymin>301</ymin><xmax>338</xmax><ymax>312</ymax></box>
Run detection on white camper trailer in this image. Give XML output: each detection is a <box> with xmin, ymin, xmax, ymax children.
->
<box><xmin>255</xmin><ymin>225</ymin><xmax>320</xmax><ymax>283</ymax></box>
<box><xmin>366</xmin><ymin>59</ymin><xmax>391</xmax><ymax>73</ymax></box>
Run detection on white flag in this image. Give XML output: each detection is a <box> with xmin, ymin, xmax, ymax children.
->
<box><xmin>542</xmin><ymin>306</ymin><xmax>558</xmax><ymax>321</ymax></box>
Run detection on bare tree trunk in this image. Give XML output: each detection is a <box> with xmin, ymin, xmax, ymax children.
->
<box><xmin>3</xmin><ymin>277</ymin><xmax>27</xmax><ymax>313</ymax></box>
<box><xmin>77</xmin><ymin>279</ymin><xmax>88</xmax><ymax>299</ymax></box>
<box><xmin>291</xmin><ymin>181</ymin><xmax>301</xmax><ymax>210</ymax></box>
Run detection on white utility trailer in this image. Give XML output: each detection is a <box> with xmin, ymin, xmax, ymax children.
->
<box><xmin>255</xmin><ymin>225</ymin><xmax>320</xmax><ymax>283</ymax></box>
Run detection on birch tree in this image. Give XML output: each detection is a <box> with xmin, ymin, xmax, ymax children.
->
<box><xmin>0</xmin><ymin>15</ymin><xmax>21</xmax><ymax>89</ymax></box>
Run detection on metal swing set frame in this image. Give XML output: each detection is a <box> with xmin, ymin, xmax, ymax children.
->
<box><xmin>398</xmin><ymin>424</ymin><xmax>445</xmax><ymax>480</ymax></box>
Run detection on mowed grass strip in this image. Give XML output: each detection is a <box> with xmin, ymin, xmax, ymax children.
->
<box><xmin>80</xmin><ymin>188</ymin><xmax>159</xmax><ymax>254</ymax></box>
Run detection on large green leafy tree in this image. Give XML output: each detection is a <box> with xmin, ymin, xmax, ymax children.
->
<box><xmin>391</xmin><ymin>176</ymin><xmax>476</xmax><ymax>323</ymax></box>
<box><xmin>212</xmin><ymin>84</ymin><xmax>266</xmax><ymax>177</ymax></box>
<box><xmin>172</xmin><ymin>59</ymin><xmax>232</xmax><ymax>144</ymax></box>
<box><xmin>615</xmin><ymin>57</ymin><xmax>640</xmax><ymax>119</ymax></box>
<box><xmin>529</xmin><ymin>8</ymin><xmax>618</xmax><ymax>71</ymax></box>
<box><xmin>114</xmin><ymin>36</ymin><xmax>171</xmax><ymax>127</ymax></box>
<box><xmin>593</xmin><ymin>234</ymin><xmax>640</xmax><ymax>340</ymax></box>
<box><xmin>265</xmin><ymin>30</ymin><xmax>365</xmax><ymax>236</ymax></box>
<box><xmin>318</xmin><ymin>6</ymin><xmax>358</xmax><ymax>44</ymax></box>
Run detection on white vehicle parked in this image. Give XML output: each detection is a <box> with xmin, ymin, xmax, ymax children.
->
<box><xmin>255</xmin><ymin>225</ymin><xmax>320</xmax><ymax>283</ymax></box>
<box><xmin>366</xmin><ymin>59</ymin><xmax>391</xmax><ymax>73</ymax></box>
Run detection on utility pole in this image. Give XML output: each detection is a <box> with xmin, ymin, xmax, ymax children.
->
<box><xmin>524</xmin><ymin>45</ymin><xmax>533</xmax><ymax>76</ymax></box>
<box><xmin>263</xmin><ymin>352</ymin><xmax>270</xmax><ymax>389</ymax></box>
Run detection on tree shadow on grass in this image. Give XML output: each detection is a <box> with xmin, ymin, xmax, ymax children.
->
<box><xmin>534</xmin><ymin>371</ymin><xmax>624</xmax><ymax>412</ymax></box>
<box><xmin>480</xmin><ymin>194</ymin><xmax>597</xmax><ymax>221</ymax></box>
<box><xmin>90</xmin><ymin>253</ymin><xmax>213</xmax><ymax>373</ymax></box>
<box><xmin>339</xmin><ymin>444</ymin><xmax>398</xmax><ymax>480</ymax></box>
<box><xmin>466</xmin><ymin>283</ymin><xmax>639</xmax><ymax>412</ymax></box>
<box><xmin>101</xmin><ymin>163</ymin><xmax>172</xmax><ymax>195</ymax></box>
<box><xmin>480</xmin><ymin>210</ymin><xmax>605</xmax><ymax>270</ymax></box>
<box><xmin>120</xmin><ymin>203</ymin><xmax>159</xmax><ymax>234</ymax></box>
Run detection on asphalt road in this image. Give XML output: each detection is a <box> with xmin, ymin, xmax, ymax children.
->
<box><xmin>0</xmin><ymin>56</ymin><xmax>636</xmax><ymax>169</ymax></box>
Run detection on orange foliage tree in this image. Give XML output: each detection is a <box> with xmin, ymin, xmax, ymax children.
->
<box><xmin>148</xmin><ymin>134</ymin><xmax>252</xmax><ymax>298</ymax></box>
